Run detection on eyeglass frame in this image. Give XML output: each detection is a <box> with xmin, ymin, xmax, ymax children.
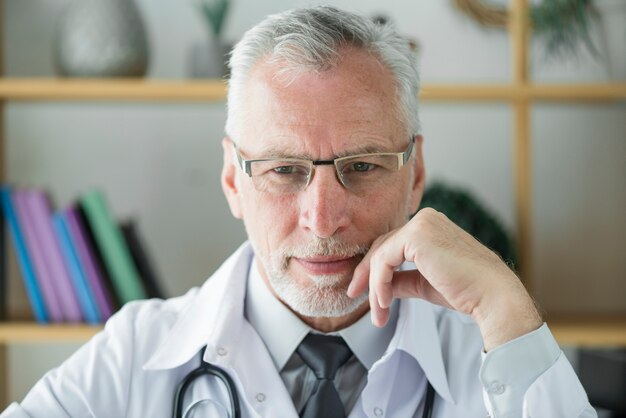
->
<box><xmin>229</xmin><ymin>137</ymin><xmax>416</xmax><ymax>193</ymax></box>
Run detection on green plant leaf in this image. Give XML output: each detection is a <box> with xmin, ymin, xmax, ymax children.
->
<box><xmin>198</xmin><ymin>0</ymin><xmax>230</xmax><ymax>39</ymax></box>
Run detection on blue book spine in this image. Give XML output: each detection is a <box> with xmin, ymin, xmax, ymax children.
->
<box><xmin>53</xmin><ymin>213</ymin><xmax>101</xmax><ymax>324</ymax></box>
<box><xmin>0</xmin><ymin>186</ymin><xmax>48</xmax><ymax>323</ymax></box>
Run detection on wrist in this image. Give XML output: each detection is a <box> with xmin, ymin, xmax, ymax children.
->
<box><xmin>472</xmin><ymin>279</ymin><xmax>543</xmax><ymax>352</ymax></box>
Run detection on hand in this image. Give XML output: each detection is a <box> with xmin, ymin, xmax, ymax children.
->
<box><xmin>347</xmin><ymin>207</ymin><xmax>542</xmax><ymax>351</ymax></box>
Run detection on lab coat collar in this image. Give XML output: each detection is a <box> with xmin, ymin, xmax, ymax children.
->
<box><xmin>392</xmin><ymin>298</ymin><xmax>456</xmax><ymax>405</ymax></box>
<box><xmin>143</xmin><ymin>242</ymin><xmax>253</xmax><ymax>371</ymax></box>
<box><xmin>143</xmin><ymin>240</ymin><xmax>455</xmax><ymax>406</ymax></box>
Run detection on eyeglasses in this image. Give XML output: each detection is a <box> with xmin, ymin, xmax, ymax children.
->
<box><xmin>231</xmin><ymin>138</ymin><xmax>415</xmax><ymax>195</ymax></box>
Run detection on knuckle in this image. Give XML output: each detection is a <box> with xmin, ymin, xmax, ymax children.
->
<box><xmin>418</xmin><ymin>206</ymin><xmax>438</xmax><ymax>217</ymax></box>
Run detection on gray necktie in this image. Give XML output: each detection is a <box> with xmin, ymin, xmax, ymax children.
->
<box><xmin>296</xmin><ymin>333</ymin><xmax>353</xmax><ymax>418</ymax></box>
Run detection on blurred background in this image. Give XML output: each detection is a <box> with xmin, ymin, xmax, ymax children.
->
<box><xmin>1</xmin><ymin>0</ymin><xmax>625</xmax><ymax>415</ymax></box>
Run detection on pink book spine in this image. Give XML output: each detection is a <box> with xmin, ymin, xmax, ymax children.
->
<box><xmin>14</xmin><ymin>190</ymin><xmax>64</xmax><ymax>322</ymax></box>
<box><xmin>65</xmin><ymin>206</ymin><xmax>114</xmax><ymax>320</ymax></box>
<box><xmin>27</xmin><ymin>190</ymin><xmax>83</xmax><ymax>322</ymax></box>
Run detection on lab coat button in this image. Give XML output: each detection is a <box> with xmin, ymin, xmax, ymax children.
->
<box><xmin>373</xmin><ymin>406</ymin><xmax>384</xmax><ymax>416</ymax></box>
<box><xmin>216</xmin><ymin>346</ymin><xmax>228</xmax><ymax>356</ymax></box>
<box><xmin>487</xmin><ymin>381</ymin><xmax>506</xmax><ymax>395</ymax></box>
<box><xmin>255</xmin><ymin>393</ymin><xmax>266</xmax><ymax>402</ymax></box>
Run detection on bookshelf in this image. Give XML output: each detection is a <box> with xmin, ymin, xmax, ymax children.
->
<box><xmin>0</xmin><ymin>0</ymin><xmax>625</xmax><ymax>409</ymax></box>
<box><xmin>1</xmin><ymin>319</ymin><xmax>626</xmax><ymax>347</ymax></box>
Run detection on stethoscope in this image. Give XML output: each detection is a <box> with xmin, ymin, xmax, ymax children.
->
<box><xmin>173</xmin><ymin>346</ymin><xmax>436</xmax><ymax>418</ymax></box>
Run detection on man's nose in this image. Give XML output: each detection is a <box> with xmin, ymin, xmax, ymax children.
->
<box><xmin>298</xmin><ymin>165</ymin><xmax>350</xmax><ymax>238</ymax></box>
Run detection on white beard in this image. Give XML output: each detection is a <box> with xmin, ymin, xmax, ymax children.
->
<box><xmin>255</xmin><ymin>236</ymin><xmax>369</xmax><ymax>318</ymax></box>
<box><xmin>268</xmin><ymin>271</ymin><xmax>369</xmax><ymax>317</ymax></box>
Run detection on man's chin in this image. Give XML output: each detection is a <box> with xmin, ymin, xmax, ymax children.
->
<box><xmin>305</xmin><ymin>273</ymin><xmax>352</xmax><ymax>289</ymax></box>
<box><xmin>274</xmin><ymin>281</ymin><xmax>369</xmax><ymax>318</ymax></box>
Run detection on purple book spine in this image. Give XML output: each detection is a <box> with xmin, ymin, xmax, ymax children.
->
<box><xmin>27</xmin><ymin>191</ymin><xmax>83</xmax><ymax>322</ymax></box>
<box><xmin>14</xmin><ymin>190</ymin><xmax>64</xmax><ymax>321</ymax></box>
<box><xmin>65</xmin><ymin>206</ymin><xmax>114</xmax><ymax>320</ymax></box>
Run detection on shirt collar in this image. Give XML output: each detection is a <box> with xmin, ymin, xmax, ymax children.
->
<box><xmin>245</xmin><ymin>257</ymin><xmax>399</xmax><ymax>371</ymax></box>
<box><xmin>389</xmin><ymin>299</ymin><xmax>456</xmax><ymax>404</ymax></box>
<box><xmin>337</xmin><ymin>300</ymin><xmax>398</xmax><ymax>369</ymax></box>
<box><xmin>244</xmin><ymin>257</ymin><xmax>310</xmax><ymax>370</ymax></box>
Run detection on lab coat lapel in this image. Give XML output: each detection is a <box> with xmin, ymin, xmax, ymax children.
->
<box><xmin>143</xmin><ymin>242</ymin><xmax>252</xmax><ymax>371</ymax></box>
<box><xmin>144</xmin><ymin>241</ymin><xmax>298</xmax><ymax>417</ymax></box>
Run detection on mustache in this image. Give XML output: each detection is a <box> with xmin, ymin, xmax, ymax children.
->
<box><xmin>276</xmin><ymin>237</ymin><xmax>370</xmax><ymax>264</ymax></box>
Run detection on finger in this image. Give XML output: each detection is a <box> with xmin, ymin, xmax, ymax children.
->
<box><xmin>347</xmin><ymin>255</ymin><xmax>370</xmax><ymax>298</ymax></box>
<box><xmin>348</xmin><ymin>234</ymin><xmax>388</xmax><ymax>298</ymax></box>
<box><xmin>369</xmin><ymin>283</ymin><xmax>390</xmax><ymax>327</ymax></box>
<box><xmin>371</xmin><ymin>258</ymin><xmax>395</xmax><ymax>309</ymax></box>
<box><xmin>391</xmin><ymin>270</ymin><xmax>453</xmax><ymax>310</ymax></box>
<box><xmin>369</xmin><ymin>235</ymin><xmax>409</xmax><ymax>309</ymax></box>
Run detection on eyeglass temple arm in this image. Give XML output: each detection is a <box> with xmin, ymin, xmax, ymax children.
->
<box><xmin>400</xmin><ymin>137</ymin><xmax>416</xmax><ymax>166</ymax></box>
<box><xmin>231</xmin><ymin>142</ymin><xmax>254</xmax><ymax>177</ymax></box>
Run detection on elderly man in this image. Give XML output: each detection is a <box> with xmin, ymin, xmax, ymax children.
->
<box><xmin>2</xmin><ymin>6</ymin><xmax>594</xmax><ymax>418</ymax></box>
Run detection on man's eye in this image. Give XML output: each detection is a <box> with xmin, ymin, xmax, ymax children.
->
<box><xmin>273</xmin><ymin>165</ymin><xmax>297</xmax><ymax>174</ymax></box>
<box><xmin>350</xmin><ymin>162</ymin><xmax>375</xmax><ymax>172</ymax></box>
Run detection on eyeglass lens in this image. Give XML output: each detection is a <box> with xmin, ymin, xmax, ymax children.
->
<box><xmin>248</xmin><ymin>153</ymin><xmax>403</xmax><ymax>195</ymax></box>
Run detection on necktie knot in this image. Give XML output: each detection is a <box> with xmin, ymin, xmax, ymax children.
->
<box><xmin>296</xmin><ymin>334</ymin><xmax>352</xmax><ymax>381</ymax></box>
<box><xmin>296</xmin><ymin>334</ymin><xmax>353</xmax><ymax>418</ymax></box>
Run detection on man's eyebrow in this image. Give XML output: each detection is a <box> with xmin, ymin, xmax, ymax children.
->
<box><xmin>253</xmin><ymin>142</ymin><xmax>395</xmax><ymax>160</ymax></box>
<box><xmin>252</xmin><ymin>145</ymin><xmax>310</xmax><ymax>160</ymax></box>
<box><xmin>334</xmin><ymin>144</ymin><xmax>390</xmax><ymax>158</ymax></box>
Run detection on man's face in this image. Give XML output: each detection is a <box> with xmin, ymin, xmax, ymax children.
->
<box><xmin>222</xmin><ymin>47</ymin><xmax>425</xmax><ymax>320</ymax></box>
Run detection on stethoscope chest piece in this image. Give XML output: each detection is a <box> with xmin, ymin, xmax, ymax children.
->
<box><xmin>179</xmin><ymin>398</ymin><xmax>231</xmax><ymax>418</ymax></box>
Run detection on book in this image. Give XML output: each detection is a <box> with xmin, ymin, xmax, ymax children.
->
<box><xmin>26</xmin><ymin>190</ymin><xmax>83</xmax><ymax>322</ymax></box>
<box><xmin>121</xmin><ymin>220</ymin><xmax>165</xmax><ymax>299</ymax></box>
<box><xmin>53</xmin><ymin>213</ymin><xmax>101</xmax><ymax>324</ymax></box>
<box><xmin>80</xmin><ymin>190</ymin><xmax>146</xmax><ymax>305</ymax></box>
<box><xmin>14</xmin><ymin>189</ymin><xmax>64</xmax><ymax>322</ymax></box>
<box><xmin>65</xmin><ymin>205</ymin><xmax>115</xmax><ymax>321</ymax></box>
<box><xmin>0</xmin><ymin>186</ymin><xmax>48</xmax><ymax>323</ymax></box>
<box><xmin>76</xmin><ymin>205</ymin><xmax>120</xmax><ymax>310</ymax></box>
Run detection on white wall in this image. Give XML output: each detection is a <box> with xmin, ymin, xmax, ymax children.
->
<box><xmin>3</xmin><ymin>0</ymin><xmax>625</xmax><ymax>406</ymax></box>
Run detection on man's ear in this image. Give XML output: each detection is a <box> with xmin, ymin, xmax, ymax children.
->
<box><xmin>221</xmin><ymin>137</ymin><xmax>243</xmax><ymax>219</ymax></box>
<box><xmin>409</xmin><ymin>135</ymin><xmax>426</xmax><ymax>215</ymax></box>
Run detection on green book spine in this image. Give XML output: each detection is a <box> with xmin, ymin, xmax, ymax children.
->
<box><xmin>80</xmin><ymin>190</ymin><xmax>146</xmax><ymax>304</ymax></box>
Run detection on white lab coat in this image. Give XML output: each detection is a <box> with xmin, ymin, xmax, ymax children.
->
<box><xmin>2</xmin><ymin>242</ymin><xmax>596</xmax><ymax>418</ymax></box>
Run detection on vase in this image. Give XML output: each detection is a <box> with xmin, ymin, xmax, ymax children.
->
<box><xmin>54</xmin><ymin>0</ymin><xmax>150</xmax><ymax>77</ymax></box>
<box><xmin>595</xmin><ymin>0</ymin><xmax>626</xmax><ymax>80</ymax></box>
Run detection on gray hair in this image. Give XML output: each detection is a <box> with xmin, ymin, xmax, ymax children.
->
<box><xmin>225</xmin><ymin>6</ymin><xmax>420</xmax><ymax>139</ymax></box>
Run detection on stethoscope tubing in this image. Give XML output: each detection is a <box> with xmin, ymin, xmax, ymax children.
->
<box><xmin>173</xmin><ymin>347</ymin><xmax>242</xmax><ymax>418</ymax></box>
<box><xmin>173</xmin><ymin>346</ymin><xmax>435</xmax><ymax>418</ymax></box>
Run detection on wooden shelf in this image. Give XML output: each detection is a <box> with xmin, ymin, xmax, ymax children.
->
<box><xmin>0</xmin><ymin>79</ymin><xmax>228</xmax><ymax>102</ymax></box>
<box><xmin>1</xmin><ymin>319</ymin><xmax>626</xmax><ymax>347</ymax></box>
<box><xmin>0</xmin><ymin>79</ymin><xmax>624</xmax><ymax>102</ymax></box>
<box><xmin>547</xmin><ymin>316</ymin><xmax>626</xmax><ymax>348</ymax></box>
<box><xmin>423</xmin><ymin>83</ymin><xmax>626</xmax><ymax>102</ymax></box>
<box><xmin>0</xmin><ymin>323</ymin><xmax>102</xmax><ymax>343</ymax></box>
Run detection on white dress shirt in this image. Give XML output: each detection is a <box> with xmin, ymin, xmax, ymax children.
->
<box><xmin>1</xmin><ymin>242</ymin><xmax>596</xmax><ymax>418</ymax></box>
